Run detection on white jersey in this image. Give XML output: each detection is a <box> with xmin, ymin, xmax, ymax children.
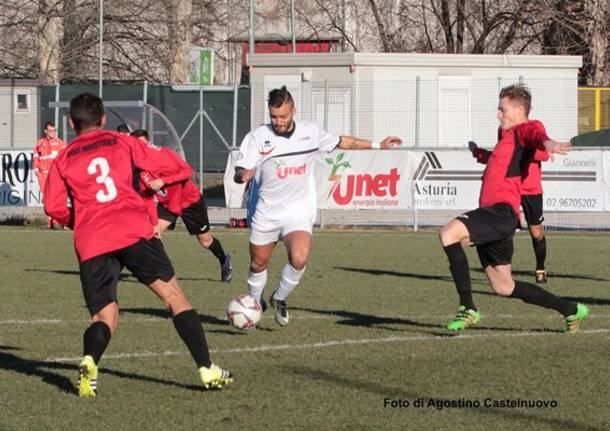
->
<box><xmin>236</xmin><ymin>121</ymin><xmax>339</xmax><ymax>219</ymax></box>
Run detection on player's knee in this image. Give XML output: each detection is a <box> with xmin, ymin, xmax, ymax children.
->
<box><xmin>197</xmin><ymin>233</ymin><xmax>213</xmax><ymax>247</ymax></box>
<box><xmin>250</xmin><ymin>262</ymin><xmax>268</xmax><ymax>273</ymax></box>
<box><xmin>289</xmin><ymin>256</ymin><xmax>308</xmax><ymax>270</ymax></box>
<box><xmin>531</xmin><ymin>228</ymin><xmax>544</xmax><ymax>241</ymax></box>
<box><xmin>439</xmin><ymin>224</ymin><xmax>458</xmax><ymax>246</ymax></box>
<box><xmin>161</xmin><ymin>287</ymin><xmax>190</xmax><ymax>310</ymax></box>
<box><xmin>490</xmin><ymin>280</ymin><xmax>515</xmax><ymax>297</ymax></box>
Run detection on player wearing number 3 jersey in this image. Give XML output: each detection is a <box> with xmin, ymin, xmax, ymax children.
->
<box><xmin>44</xmin><ymin>93</ymin><xmax>233</xmax><ymax>397</ymax></box>
<box><xmin>44</xmin><ymin>124</ymin><xmax>178</xmax><ymax>262</ymax></box>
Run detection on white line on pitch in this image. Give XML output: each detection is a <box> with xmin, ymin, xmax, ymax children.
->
<box><xmin>2</xmin><ymin>313</ymin><xmax>610</xmax><ymax>326</ymax></box>
<box><xmin>2</xmin><ymin>228</ymin><xmax>609</xmax><ymax>241</ymax></box>
<box><xmin>28</xmin><ymin>328</ymin><xmax>610</xmax><ymax>365</ymax></box>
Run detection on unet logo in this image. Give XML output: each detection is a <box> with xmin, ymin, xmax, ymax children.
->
<box><xmin>275</xmin><ymin>161</ymin><xmax>307</xmax><ymax>179</ymax></box>
<box><xmin>325</xmin><ymin>152</ymin><xmax>400</xmax><ymax>205</ymax></box>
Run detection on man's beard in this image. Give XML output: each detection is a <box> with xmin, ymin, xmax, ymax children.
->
<box><xmin>273</xmin><ymin>119</ymin><xmax>294</xmax><ymax>135</ymax></box>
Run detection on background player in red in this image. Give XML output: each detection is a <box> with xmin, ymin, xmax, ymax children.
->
<box><xmin>469</xmin><ymin>140</ymin><xmax>550</xmax><ymax>283</ymax></box>
<box><xmin>131</xmin><ymin>129</ymin><xmax>233</xmax><ymax>283</ymax></box>
<box><xmin>34</xmin><ymin>121</ymin><xmax>66</xmax><ymax>228</ymax></box>
<box><xmin>439</xmin><ymin>84</ymin><xmax>588</xmax><ymax>333</ymax></box>
<box><xmin>44</xmin><ymin>93</ymin><xmax>233</xmax><ymax>397</ymax></box>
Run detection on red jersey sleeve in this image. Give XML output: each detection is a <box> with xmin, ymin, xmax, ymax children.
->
<box><xmin>43</xmin><ymin>161</ymin><xmax>73</xmax><ymax>227</ymax></box>
<box><xmin>127</xmin><ymin>137</ymin><xmax>185</xmax><ymax>175</ymax></box>
<box><xmin>160</xmin><ymin>149</ymin><xmax>193</xmax><ymax>185</ymax></box>
<box><xmin>517</xmin><ymin>120</ymin><xmax>550</xmax><ymax>149</ymax></box>
<box><xmin>143</xmin><ymin>194</ymin><xmax>159</xmax><ymax>226</ymax></box>
<box><xmin>533</xmin><ymin>148</ymin><xmax>550</xmax><ymax>162</ymax></box>
<box><xmin>33</xmin><ymin>140</ymin><xmax>42</xmax><ymax>173</ymax></box>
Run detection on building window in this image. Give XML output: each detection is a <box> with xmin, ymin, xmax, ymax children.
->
<box><xmin>15</xmin><ymin>93</ymin><xmax>30</xmax><ymax>113</ymax></box>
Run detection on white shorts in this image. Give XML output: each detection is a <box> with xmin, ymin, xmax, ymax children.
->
<box><xmin>249</xmin><ymin>211</ymin><xmax>315</xmax><ymax>246</ymax></box>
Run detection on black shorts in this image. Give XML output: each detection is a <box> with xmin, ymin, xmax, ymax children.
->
<box><xmin>158</xmin><ymin>197</ymin><xmax>210</xmax><ymax>235</ymax></box>
<box><xmin>79</xmin><ymin>238</ymin><xmax>175</xmax><ymax>315</ymax></box>
<box><xmin>456</xmin><ymin>203</ymin><xmax>518</xmax><ymax>268</ymax></box>
<box><xmin>521</xmin><ymin>194</ymin><xmax>544</xmax><ymax>226</ymax></box>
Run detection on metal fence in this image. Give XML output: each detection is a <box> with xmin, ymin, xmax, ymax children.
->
<box><xmin>5</xmin><ymin>79</ymin><xmax>610</xmax><ymax>231</ymax></box>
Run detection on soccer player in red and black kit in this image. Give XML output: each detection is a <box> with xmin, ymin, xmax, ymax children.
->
<box><xmin>439</xmin><ymin>84</ymin><xmax>589</xmax><ymax>332</ymax></box>
<box><xmin>470</xmin><ymin>140</ymin><xmax>550</xmax><ymax>283</ymax></box>
<box><xmin>44</xmin><ymin>93</ymin><xmax>233</xmax><ymax>397</ymax></box>
<box><xmin>130</xmin><ymin>129</ymin><xmax>233</xmax><ymax>282</ymax></box>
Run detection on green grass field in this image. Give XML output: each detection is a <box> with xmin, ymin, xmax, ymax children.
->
<box><xmin>1</xmin><ymin>226</ymin><xmax>609</xmax><ymax>431</ymax></box>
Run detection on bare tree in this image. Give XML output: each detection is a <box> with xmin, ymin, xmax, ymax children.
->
<box><xmin>585</xmin><ymin>0</ymin><xmax>608</xmax><ymax>85</ymax></box>
<box><xmin>38</xmin><ymin>0</ymin><xmax>62</xmax><ymax>84</ymax></box>
<box><xmin>166</xmin><ymin>0</ymin><xmax>192</xmax><ymax>84</ymax></box>
<box><xmin>0</xmin><ymin>0</ymin><xmax>608</xmax><ymax>85</ymax></box>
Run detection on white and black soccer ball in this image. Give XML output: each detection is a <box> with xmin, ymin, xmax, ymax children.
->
<box><xmin>227</xmin><ymin>294</ymin><xmax>262</xmax><ymax>330</ymax></box>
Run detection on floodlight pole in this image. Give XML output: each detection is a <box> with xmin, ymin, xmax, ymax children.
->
<box><xmin>199</xmin><ymin>88</ymin><xmax>204</xmax><ymax>191</ymax></box>
<box><xmin>99</xmin><ymin>0</ymin><xmax>103</xmax><ymax>97</ymax></box>
<box><xmin>249</xmin><ymin>0</ymin><xmax>255</xmax><ymax>55</ymax></box>
<box><xmin>290</xmin><ymin>0</ymin><xmax>296</xmax><ymax>54</ymax></box>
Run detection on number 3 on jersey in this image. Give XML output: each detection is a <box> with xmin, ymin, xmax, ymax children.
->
<box><xmin>88</xmin><ymin>157</ymin><xmax>118</xmax><ymax>203</ymax></box>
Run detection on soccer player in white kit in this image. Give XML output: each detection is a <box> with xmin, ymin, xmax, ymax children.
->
<box><xmin>234</xmin><ymin>86</ymin><xmax>402</xmax><ymax>326</ymax></box>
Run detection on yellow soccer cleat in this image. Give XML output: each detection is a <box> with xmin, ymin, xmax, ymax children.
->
<box><xmin>78</xmin><ymin>355</ymin><xmax>98</xmax><ymax>398</ymax></box>
<box><xmin>199</xmin><ymin>363</ymin><xmax>234</xmax><ymax>390</ymax></box>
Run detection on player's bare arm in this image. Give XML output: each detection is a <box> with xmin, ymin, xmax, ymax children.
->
<box><xmin>543</xmin><ymin>139</ymin><xmax>571</xmax><ymax>155</ymax></box>
<box><xmin>338</xmin><ymin>136</ymin><xmax>402</xmax><ymax>150</ymax></box>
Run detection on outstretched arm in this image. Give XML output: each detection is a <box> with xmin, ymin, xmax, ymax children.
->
<box><xmin>337</xmin><ymin>135</ymin><xmax>402</xmax><ymax>150</ymax></box>
<box><xmin>468</xmin><ymin>141</ymin><xmax>491</xmax><ymax>164</ymax></box>
<box><xmin>543</xmin><ymin>139</ymin><xmax>571</xmax><ymax>155</ymax></box>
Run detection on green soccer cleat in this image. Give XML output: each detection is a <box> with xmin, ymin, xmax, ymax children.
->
<box><xmin>199</xmin><ymin>363</ymin><xmax>234</xmax><ymax>389</ymax></box>
<box><xmin>78</xmin><ymin>355</ymin><xmax>98</xmax><ymax>398</ymax></box>
<box><xmin>565</xmin><ymin>303</ymin><xmax>589</xmax><ymax>334</ymax></box>
<box><xmin>447</xmin><ymin>306</ymin><xmax>481</xmax><ymax>331</ymax></box>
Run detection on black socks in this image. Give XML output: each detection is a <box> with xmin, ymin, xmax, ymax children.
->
<box><xmin>207</xmin><ymin>237</ymin><xmax>226</xmax><ymax>262</ymax></box>
<box><xmin>83</xmin><ymin>321</ymin><xmax>111</xmax><ymax>364</ymax></box>
<box><xmin>532</xmin><ymin>236</ymin><xmax>546</xmax><ymax>271</ymax></box>
<box><xmin>172</xmin><ymin>309</ymin><xmax>211</xmax><ymax>368</ymax></box>
<box><xmin>443</xmin><ymin>243</ymin><xmax>476</xmax><ymax>310</ymax></box>
<box><xmin>511</xmin><ymin>281</ymin><xmax>576</xmax><ymax>316</ymax></box>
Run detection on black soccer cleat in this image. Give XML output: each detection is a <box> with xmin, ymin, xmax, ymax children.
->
<box><xmin>259</xmin><ymin>297</ymin><xmax>267</xmax><ymax>313</ymax></box>
<box><xmin>220</xmin><ymin>254</ymin><xmax>233</xmax><ymax>283</ymax></box>
<box><xmin>270</xmin><ymin>294</ymin><xmax>289</xmax><ymax>326</ymax></box>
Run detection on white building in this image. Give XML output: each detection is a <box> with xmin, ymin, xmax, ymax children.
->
<box><xmin>247</xmin><ymin>53</ymin><xmax>581</xmax><ymax>147</ymax></box>
<box><xmin>0</xmin><ymin>79</ymin><xmax>40</xmax><ymax>149</ymax></box>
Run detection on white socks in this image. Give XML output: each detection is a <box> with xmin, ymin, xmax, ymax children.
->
<box><xmin>273</xmin><ymin>264</ymin><xmax>306</xmax><ymax>301</ymax></box>
<box><xmin>248</xmin><ymin>269</ymin><xmax>268</xmax><ymax>300</ymax></box>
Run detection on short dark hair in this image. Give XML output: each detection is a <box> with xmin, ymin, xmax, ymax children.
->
<box><xmin>44</xmin><ymin>121</ymin><xmax>55</xmax><ymax>130</ymax></box>
<box><xmin>499</xmin><ymin>83</ymin><xmax>532</xmax><ymax>115</ymax></box>
<box><xmin>116</xmin><ymin>123</ymin><xmax>130</xmax><ymax>134</ymax></box>
<box><xmin>130</xmin><ymin>129</ymin><xmax>149</xmax><ymax>140</ymax></box>
<box><xmin>268</xmin><ymin>86</ymin><xmax>294</xmax><ymax>108</ymax></box>
<box><xmin>70</xmin><ymin>93</ymin><xmax>104</xmax><ymax>133</ymax></box>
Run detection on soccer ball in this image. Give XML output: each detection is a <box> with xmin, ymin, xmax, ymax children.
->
<box><xmin>227</xmin><ymin>294</ymin><xmax>262</xmax><ymax>330</ymax></box>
